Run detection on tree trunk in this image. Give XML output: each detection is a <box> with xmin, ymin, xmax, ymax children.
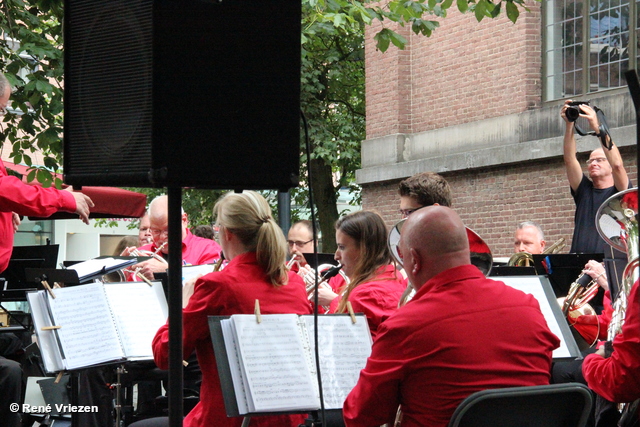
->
<box><xmin>309</xmin><ymin>157</ymin><xmax>339</xmax><ymax>253</ymax></box>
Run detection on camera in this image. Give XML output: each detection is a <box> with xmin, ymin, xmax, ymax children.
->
<box><xmin>566</xmin><ymin>101</ymin><xmax>590</xmax><ymax>122</ymax></box>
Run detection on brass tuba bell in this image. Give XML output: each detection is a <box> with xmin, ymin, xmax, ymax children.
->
<box><xmin>595</xmin><ymin>187</ymin><xmax>639</xmax><ymax>341</ymax></box>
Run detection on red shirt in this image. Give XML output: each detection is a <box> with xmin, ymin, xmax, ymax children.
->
<box><xmin>137</xmin><ymin>229</ymin><xmax>221</xmax><ymax>266</ymax></box>
<box><xmin>583</xmin><ymin>281</ymin><xmax>640</xmax><ymax>404</ymax></box>
<box><xmin>343</xmin><ymin>264</ymin><xmax>560</xmax><ymax>427</ymax></box>
<box><xmin>329</xmin><ymin>264</ymin><xmax>405</xmax><ymax>340</ymax></box>
<box><xmin>0</xmin><ymin>163</ymin><xmax>77</xmax><ymax>272</ymax></box>
<box><xmin>152</xmin><ymin>251</ymin><xmax>312</xmax><ymax>427</ymax></box>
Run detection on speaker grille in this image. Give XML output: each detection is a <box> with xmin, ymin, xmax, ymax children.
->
<box><xmin>65</xmin><ymin>0</ymin><xmax>153</xmax><ymax>184</ymax></box>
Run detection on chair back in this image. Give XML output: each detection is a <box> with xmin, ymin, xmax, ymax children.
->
<box><xmin>448</xmin><ymin>383</ymin><xmax>593</xmax><ymax>427</ymax></box>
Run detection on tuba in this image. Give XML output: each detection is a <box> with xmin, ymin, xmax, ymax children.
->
<box><xmin>595</xmin><ymin>187</ymin><xmax>639</xmax><ymax>341</ymax></box>
<box><xmin>508</xmin><ymin>237</ymin><xmax>566</xmax><ymax>267</ymax></box>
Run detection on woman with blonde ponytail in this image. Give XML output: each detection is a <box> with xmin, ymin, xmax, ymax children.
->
<box><xmin>320</xmin><ymin>210</ymin><xmax>406</xmax><ymax>340</ymax></box>
<box><xmin>147</xmin><ymin>191</ymin><xmax>312</xmax><ymax>427</ymax></box>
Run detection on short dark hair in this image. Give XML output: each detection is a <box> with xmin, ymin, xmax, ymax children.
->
<box><xmin>192</xmin><ymin>224</ymin><xmax>214</xmax><ymax>240</ymax></box>
<box><xmin>398</xmin><ymin>172</ymin><xmax>452</xmax><ymax>207</ymax></box>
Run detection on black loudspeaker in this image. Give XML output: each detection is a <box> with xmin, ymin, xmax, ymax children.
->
<box><xmin>64</xmin><ymin>0</ymin><xmax>301</xmax><ymax>190</ymax></box>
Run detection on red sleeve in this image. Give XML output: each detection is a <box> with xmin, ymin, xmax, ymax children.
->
<box><xmin>0</xmin><ymin>173</ymin><xmax>76</xmax><ymax>216</ymax></box>
<box><xmin>152</xmin><ymin>275</ymin><xmax>221</xmax><ymax>369</ymax></box>
<box><xmin>583</xmin><ymin>282</ymin><xmax>640</xmax><ymax>403</ymax></box>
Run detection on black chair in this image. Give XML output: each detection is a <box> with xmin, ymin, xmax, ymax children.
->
<box><xmin>448</xmin><ymin>383</ymin><xmax>593</xmax><ymax>427</ymax></box>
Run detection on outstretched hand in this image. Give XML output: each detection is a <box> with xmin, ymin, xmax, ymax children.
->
<box><xmin>66</xmin><ymin>189</ymin><xmax>94</xmax><ymax>224</ymax></box>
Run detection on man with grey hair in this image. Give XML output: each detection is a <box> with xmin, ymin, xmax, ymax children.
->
<box><xmin>513</xmin><ymin>221</ymin><xmax>546</xmax><ymax>255</ymax></box>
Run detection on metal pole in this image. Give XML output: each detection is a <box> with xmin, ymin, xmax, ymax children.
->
<box><xmin>167</xmin><ymin>186</ymin><xmax>183</xmax><ymax>427</ymax></box>
<box><xmin>278</xmin><ymin>190</ymin><xmax>291</xmax><ymax>236</ymax></box>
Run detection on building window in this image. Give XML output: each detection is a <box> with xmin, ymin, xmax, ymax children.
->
<box><xmin>544</xmin><ymin>0</ymin><xmax>638</xmax><ymax>100</ymax></box>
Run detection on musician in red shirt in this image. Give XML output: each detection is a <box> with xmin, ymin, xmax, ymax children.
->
<box><xmin>135</xmin><ymin>191</ymin><xmax>312</xmax><ymax>427</ymax></box>
<box><xmin>319</xmin><ymin>210</ymin><xmax>405</xmax><ymax>340</ymax></box>
<box><xmin>123</xmin><ymin>195</ymin><xmax>221</xmax><ymax>281</ymax></box>
<box><xmin>343</xmin><ymin>206</ymin><xmax>560</xmax><ymax>427</ymax></box>
<box><xmin>583</xmin><ymin>280</ymin><xmax>640</xmax><ymax>407</ymax></box>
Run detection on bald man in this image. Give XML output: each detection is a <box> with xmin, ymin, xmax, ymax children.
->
<box><xmin>343</xmin><ymin>206</ymin><xmax>560</xmax><ymax>427</ymax></box>
<box><xmin>124</xmin><ymin>195</ymin><xmax>221</xmax><ymax>280</ymax></box>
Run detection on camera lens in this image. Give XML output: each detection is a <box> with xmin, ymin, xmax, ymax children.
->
<box><xmin>566</xmin><ymin>106</ymin><xmax>580</xmax><ymax>122</ymax></box>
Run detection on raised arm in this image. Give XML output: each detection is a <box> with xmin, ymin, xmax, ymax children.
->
<box><xmin>581</xmin><ymin>104</ymin><xmax>630</xmax><ymax>191</ymax></box>
<box><xmin>561</xmin><ymin>101</ymin><xmax>584</xmax><ymax>192</ymax></box>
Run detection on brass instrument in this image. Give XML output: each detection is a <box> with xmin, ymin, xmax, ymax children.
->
<box><xmin>508</xmin><ymin>237</ymin><xmax>566</xmax><ymax>267</ymax></box>
<box><xmin>561</xmin><ymin>272</ymin><xmax>600</xmax><ymax>317</ymax></box>
<box><xmin>595</xmin><ymin>187</ymin><xmax>638</xmax><ymax>341</ymax></box>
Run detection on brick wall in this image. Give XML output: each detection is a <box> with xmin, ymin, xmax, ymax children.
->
<box><xmin>362</xmin><ymin>145</ymin><xmax>638</xmax><ymax>259</ymax></box>
<box><xmin>364</xmin><ymin>3</ymin><xmax>543</xmax><ymax>139</ymax></box>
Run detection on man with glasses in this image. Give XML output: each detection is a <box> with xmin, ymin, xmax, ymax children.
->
<box><xmin>561</xmin><ymin>100</ymin><xmax>631</xmax><ymax>255</ymax></box>
<box><xmin>124</xmin><ymin>195</ymin><xmax>221</xmax><ymax>281</ymax></box>
<box><xmin>286</xmin><ymin>220</ymin><xmax>315</xmax><ymax>271</ymax></box>
<box><xmin>398</xmin><ymin>171</ymin><xmax>452</xmax><ymax>219</ymax></box>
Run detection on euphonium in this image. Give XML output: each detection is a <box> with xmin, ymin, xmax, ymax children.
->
<box><xmin>561</xmin><ymin>272</ymin><xmax>599</xmax><ymax>317</ymax></box>
<box><xmin>595</xmin><ymin>188</ymin><xmax>639</xmax><ymax>341</ymax></box>
<box><xmin>508</xmin><ymin>237</ymin><xmax>566</xmax><ymax>267</ymax></box>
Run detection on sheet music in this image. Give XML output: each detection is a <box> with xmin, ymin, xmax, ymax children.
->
<box><xmin>497</xmin><ymin>276</ymin><xmax>574</xmax><ymax>359</ymax></box>
<box><xmin>47</xmin><ymin>283</ymin><xmax>124</xmax><ymax>369</ymax></box>
<box><xmin>302</xmin><ymin>315</ymin><xmax>373</xmax><ymax>409</ymax></box>
<box><xmin>220</xmin><ymin>319</ymin><xmax>249</xmax><ymax>415</ymax></box>
<box><xmin>27</xmin><ymin>292</ymin><xmax>65</xmax><ymax>373</ymax></box>
<box><xmin>231</xmin><ymin>314</ymin><xmax>320</xmax><ymax>412</ymax></box>
<box><xmin>67</xmin><ymin>257</ymin><xmax>134</xmax><ymax>280</ymax></box>
<box><xmin>103</xmin><ymin>282</ymin><xmax>168</xmax><ymax>358</ymax></box>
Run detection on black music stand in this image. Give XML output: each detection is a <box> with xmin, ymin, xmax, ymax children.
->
<box><xmin>303</xmin><ymin>253</ymin><xmax>338</xmax><ymax>269</ymax></box>
<box><xmin>489</xmin><ymin>266</ymin><xmax>536</xmax><ymax>277</ymax></box>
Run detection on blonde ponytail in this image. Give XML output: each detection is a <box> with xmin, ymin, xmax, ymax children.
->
<box><xmin>214</xmin><ymin>191</ymin><xmax>288</xmax><ymax>286</ymax></box>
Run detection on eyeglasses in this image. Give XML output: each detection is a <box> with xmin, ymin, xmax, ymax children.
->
<box><xmin>287</xmin><ymin>238</ymin><xmax>313</xmax><ymax>248</ymax></box>
<box><xmin>213</xmin><ymin>225</ymin><xmax>221</xmax><ymax>242</ymax></box>
<box><xmin>586</xmin><ymin>157</ymin><xmax>607</xmax><ymax>165</ymax></box>
<box><xmin>0</xmin><ymin>106</ymin><xmax>7</xmax><ymax>116</ymax></box>
<box><xmin>399</xmin><ymin>208</ymin><xmax>421</xmax><ymax>218</ymax></box>
<box><xmin>150</xmin><ymin>228</ymin><xmax>169</xmax><ymax>237</ymax></box>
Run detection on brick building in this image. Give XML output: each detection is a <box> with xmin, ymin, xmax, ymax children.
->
<box><xmin>357</xmin><ymin>3</ymin><xmax>638</xmax><ymax>258</ymax></box>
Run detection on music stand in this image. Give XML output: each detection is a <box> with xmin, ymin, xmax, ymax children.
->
<box><xmin>303</xmin><ymin>253</ymin><xmax>338</xmax><ymax>269</ymax></box>
<box><xmin>0</xmin><ymin>245</ymin><xmax>60</xmax><ymax>302</ymax></box>
<box><xmin>532</xmin><ymin>253</ymin><xmax>605</xmax><ymax>310</ymax></box>
<box><xmin>489</xmin><ymin>266</ymin><xmax>536</xmax><ymax>277</ymax></box>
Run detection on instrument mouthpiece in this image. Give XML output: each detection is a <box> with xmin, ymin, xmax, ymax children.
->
<box><xmin>321</xmin><ymin>264</ymin><xmax>343</xmax><ymax>281</ymax></box>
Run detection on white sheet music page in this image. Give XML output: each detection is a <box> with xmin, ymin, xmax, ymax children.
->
<box><xmin>26</xmin><ymin>291</ymin><xmax>65</xmax><ymax>373</ymax></box>
<box><xmin>47</xmin><ymin>283</ymin><xmax>124</xmax><ymax>369</ymax></box>
<box><xmin>103</xmin><ymin>281</ymin><xmax>168</xmax><ymax>358</ymax></box>
<box><xmin>68</xmin><ymin>257</ymin><xmax>134</xmax><ymax>281</ymax></box>
<box><xmin>220</xmin><ymin>319</ymin><xmax>250</xmax><ymax>415</ymax></box>
<box><xmin>302</xmin><ymin>315</ymin><xmax>373</xmax><ymax>409</ymax></box>
<box><xmin>231</xmin><ymin>314</ymin><xmax>320</xmax><ymax>413</ymax></box>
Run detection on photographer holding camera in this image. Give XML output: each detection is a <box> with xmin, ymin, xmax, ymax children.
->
<box><xmin>561</xmin><ymin>99</ymin><xmax>631</xmax><ymax>255</ymax></box>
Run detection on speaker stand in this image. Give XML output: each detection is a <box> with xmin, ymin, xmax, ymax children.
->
<box><xmin>168</xmin><ymin>187</ymin><xmax>184</xmax><ymax>427</ymax></box>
